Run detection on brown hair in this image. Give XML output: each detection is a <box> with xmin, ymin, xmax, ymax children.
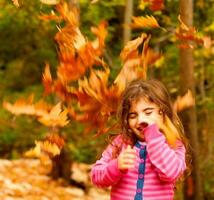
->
<box><xmin>114</xmin><ymin>79</ymin><xmax>191</xmax><ymax>175</ymax></box>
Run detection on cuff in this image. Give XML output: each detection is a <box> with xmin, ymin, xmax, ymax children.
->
<box><xmin>144</xmin><ymin>124</ymin><xmax>164</xmax><ymax>142</ymax></box>
<box><xmin>107</xmin><ymin>159</ymin><xmax>125</xmax><ymax>177</ymax></box>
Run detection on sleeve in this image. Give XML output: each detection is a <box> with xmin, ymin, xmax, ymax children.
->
<box><xmin>144</xmin><ymin>124</ymin><xmax>186</xmax><ymax>182</ymax></box>
<box><xmin>90</xmin><ymin>136</ymin><xmax>125</xmax><ymax>188</ymax></box>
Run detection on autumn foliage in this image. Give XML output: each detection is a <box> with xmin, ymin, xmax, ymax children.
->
<box><xmin>5</xmin><ymin>1</ymin><xmax>198</xmax><ymax>158</ymax></box>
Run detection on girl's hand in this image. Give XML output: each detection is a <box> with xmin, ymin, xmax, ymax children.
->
<box><xmin>118</xmin><ymin>145</ymin><xmax>136</xmax><ymax>172</ymax></box>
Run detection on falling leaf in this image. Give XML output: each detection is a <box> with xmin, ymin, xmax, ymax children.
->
<box><xmin>25</xmin><ymin>140</ymin><xmax>61</xmax><ymax>158</ymax></box>
<box><xmin>12</xmin><ymin>0</ymin><xmax>19</xmax><ymax>7</ymax></box>
<box><xmin>3</xmin><ymin>95</ymin><xmax>35</xmax><ymax>116</ymax></box>
<box><xmin>45</xmin><ymin>133</ymin><xmax>65</xmax><ymax>149</ymax></box>
<box><xmin>3</xmin><ymin>96</ymin><xmax>51</xmax><ymax>118</ymax></box>
<box><xmin>54</xmin><ymin>79</ymin><xmax>77</xmax><ymax>101</ymax></box>
<box><xmin>120</xmin><ymin>33</ymin><xmax>147</xmax><ymax>62</ymax></box>
<box><xmin>38</xmin><ymin>102</ymin><xmax>69</xmax><ymax>127</ymax></box>
<box><xmin>131</xmin><ymin>15</ymin><xmax>160</xmax><ymax>29</ymax></box>
<box><xmin>141</xmin><ymin>0</ymin><xmax>164</xmax><ymax>11</ymax></box>
<box><xmin>40</xmin><ymin>0</ymin><xmax>60</xmax><ymax>5</ymax></box>
<box><xmin>116</xmin><ymin>34</ymin><xmax>160</xmax><ymax>93</ymax></box>
<box><xmin>91</xmin><ymin>0</ymin><xmax>99</xmax><ymax>4</ymax></box>
<box><xmin>173</xmin><ymin>90</ymin><xmax>195</xmax><ymax>113</ymax></box>
<box><xmin>42</xmin><ymin>63</ymin><xmax>53</xmax><ymax>95</ymax></box>
<box><xmin>158</xmin><ymin>115</ymin><xmax>180</xmax><ymax>147</ymax></box>
<box><xmin>54</xmin><ymin>18</ymin><xmax>107</xmax><ymax>82</ymax></box>
<box><xmin>72</xmin><ymin>65</ymin><xmax>121</xmax><ymax>134</ymax></box>
<box><xmin>38</xmin><ymin>140</ymin><xmax>61</xmax><ymax>156</ymax></box>
<box><xmin>138</xmin><ymin>1</ymin><xmax>150</xmax><ymax>11</ymax></box>
<box><xmin>203</xmin><ymin>36</ymin><xmax>212</xmax><ymax>49</ymax></box>
<box><xmin>176</xmin><ymin>15</ymin><xmax>204</xmax><ymax>48</ymax></box>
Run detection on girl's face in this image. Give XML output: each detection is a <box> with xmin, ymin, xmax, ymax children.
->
<box><xmin>128</xmin><ymin>96</ymin><xmax>163</xmax><ymax>141</ymax></box>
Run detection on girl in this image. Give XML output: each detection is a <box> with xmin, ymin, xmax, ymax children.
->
<box><xmin>91</xmin><ymin>79</ymin><xmax>189</xmax><ymax>200</ymax></box>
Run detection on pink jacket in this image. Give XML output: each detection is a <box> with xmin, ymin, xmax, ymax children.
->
<box><xmin>91</xmin><ymin>124</ymin><xmax>186</xmax><ymax>200</ymax></box>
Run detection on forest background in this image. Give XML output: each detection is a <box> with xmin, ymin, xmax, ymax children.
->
<box><xmin>0</xmin><ymin>0</ymin><xmax>213</xmax><ymax>200</ymax></box>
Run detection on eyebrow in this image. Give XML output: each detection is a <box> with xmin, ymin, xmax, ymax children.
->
<box><xmin>143</xmin><ymin>107</ymin><xmax>154</xmax><ymax>112</ymax></box>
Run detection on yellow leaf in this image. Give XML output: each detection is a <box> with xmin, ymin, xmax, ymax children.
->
<box><xmin>24</xmin><ymin>140</ymin><xmax>61</xmax><ymax>158</ymax></box>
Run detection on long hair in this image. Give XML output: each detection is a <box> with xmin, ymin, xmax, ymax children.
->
<box><xmin>115</xmin><ymin>79</ymin><xmax>191</xmax><ymax>175</ymax></box>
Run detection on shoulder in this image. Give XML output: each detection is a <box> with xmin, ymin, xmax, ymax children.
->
<box><xmin>110</xmin><ymin>134</ymin><xmax>129</xmax><ymax>148</ymax></box>
<box><xmin>104</xmin><ymin>134</ymin><xmax>128</xmax><ymax>156</ymax></box>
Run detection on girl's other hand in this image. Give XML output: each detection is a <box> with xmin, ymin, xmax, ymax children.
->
<box><xmin>118</xmin><ymin>145</ymin><xmax>136</xmax><ymax>172</ymax></box>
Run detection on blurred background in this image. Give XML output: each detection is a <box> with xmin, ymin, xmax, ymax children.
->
<box><xmin>0</xmin><ymin>0</ymin><xmax>213</xmax><ymax>199</ymax></box>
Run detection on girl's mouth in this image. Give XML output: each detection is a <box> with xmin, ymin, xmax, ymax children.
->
<box><xmin>137</xmin><ymin>122</ymin><xmax>148</xmax><ymax>132</ymax></box>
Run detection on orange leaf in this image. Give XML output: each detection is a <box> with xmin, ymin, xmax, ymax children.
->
<box><xmin>131</xmin><ymin>16</ymin><xmax>160</xmax><ymax>29</ymax></box>
<box><xmin>173</xmin><ymin>90</ymin><xmax>195</xmax><ymax>113</ymax></box>
<box><xmin>53</xmin><ymin>79</ymin><xmax>76</xmax><ymax>101</ymax></box>
<box><xmin>73</xmin><ymin>66</ymin><xmax>121</xmax><ymax>134</ymax></box>
<box><xmin>116</xmin><ymin>34</ymin><xmax>157</xmax><ymax>93</ymax></box>
<box><xmin>38</xmin><ymin>102</ymin><xmax>69</xmax><ymax>127</ymax></box>
<box><xmin>158</xmin><ymin>115</ymin><xmax>180</xmax><ymax>147</ymax></box>
<box><xmin>3</xmin><ymin>95</ymin><xmax>35</xmax><ymax>116</ymax></box>
<box><xmin>120</xmin><ymin>33</ymin><xmax>147</xmax><ymax>62</ymax></box>
<box><xmin>91</xmin><ymin>21</ymin><xmax>108</xmax><ymax>51</ymax></box>
<box><xmin>45</xmin><ymin>134</ymin><xmax>65</xmax><ymax>149</ymax></box>
<box><xmin>25</xmin><ymin>140</ymin><xmax>61</xmax><ymax>158</ymax></box>
<box><xmin>176</xmin><ymin>16</ymin><xmax>204</xmax><ymax>48</ymax></box>
<box><xmin>42</xmin><ymin>63</ymin><xmax>53</xmax><ymax>95</ymax></box>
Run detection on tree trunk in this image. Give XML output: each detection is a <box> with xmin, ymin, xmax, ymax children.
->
<box><xmin>179</xmin><ymin>1</ymin><xmax>204</xmax><ymax>200</ymax></box>
<box><xmin>51</xmin><ymin>145</ymin><xmax>72</xmax><ymax>183</ymax></box>
<box><xmin>123</xmin><ymin>0</ymin><xmax>133</xmax><ymax>45</ymax></box>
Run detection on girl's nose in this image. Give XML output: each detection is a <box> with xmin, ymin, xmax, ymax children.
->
<box><xmin>137</xmin><ymin>113</ymin><xmax>144</xmax><ymax>124</ymax></box>
<box><xmin>137</xmin><ymin>114</ymin><xmax>148</xmax><ymax>128</ymax></box>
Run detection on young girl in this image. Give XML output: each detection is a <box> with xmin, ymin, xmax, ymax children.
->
<box><xmin>91</xmin><ymin>79</ymin><xmax>189</xmax><ymax>200</ymax></box>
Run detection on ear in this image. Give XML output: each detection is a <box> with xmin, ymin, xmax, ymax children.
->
<box><xmin>159</xmin><ymin>109</ymin><xmax>163</xmax><ymax>115</ymax></box>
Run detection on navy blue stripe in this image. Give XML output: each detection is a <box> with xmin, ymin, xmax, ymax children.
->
<box><xmin>134</xmin><ymin>141</ymin><xmax>147</xmax><ymax>200</ymax></box>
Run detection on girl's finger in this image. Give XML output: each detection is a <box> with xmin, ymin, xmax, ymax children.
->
<box><xmin>123</xmin><ymin>154</ymin><xmax>136</xmax><ymax>160</ymax></box>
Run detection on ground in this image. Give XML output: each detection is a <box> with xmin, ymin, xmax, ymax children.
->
<box><xmin>0</xmin><ymin>159</ymin><xmax>110</xmax><ymax>200</ymax></box>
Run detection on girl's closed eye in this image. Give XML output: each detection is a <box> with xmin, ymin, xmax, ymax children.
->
<box><xmin>128</xmin><ymin>113</ymin><xmax>137</xmax><ymax>119</ymax></box>
<box><xmin>144</xmin><ymin>111</ymin><xmax>152</xmax><ymax>116</ymax></box>
<box><xmin>144</xmin><ymin>108</ymin><xmax>154</xmax><ymax>116</ymax></box>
